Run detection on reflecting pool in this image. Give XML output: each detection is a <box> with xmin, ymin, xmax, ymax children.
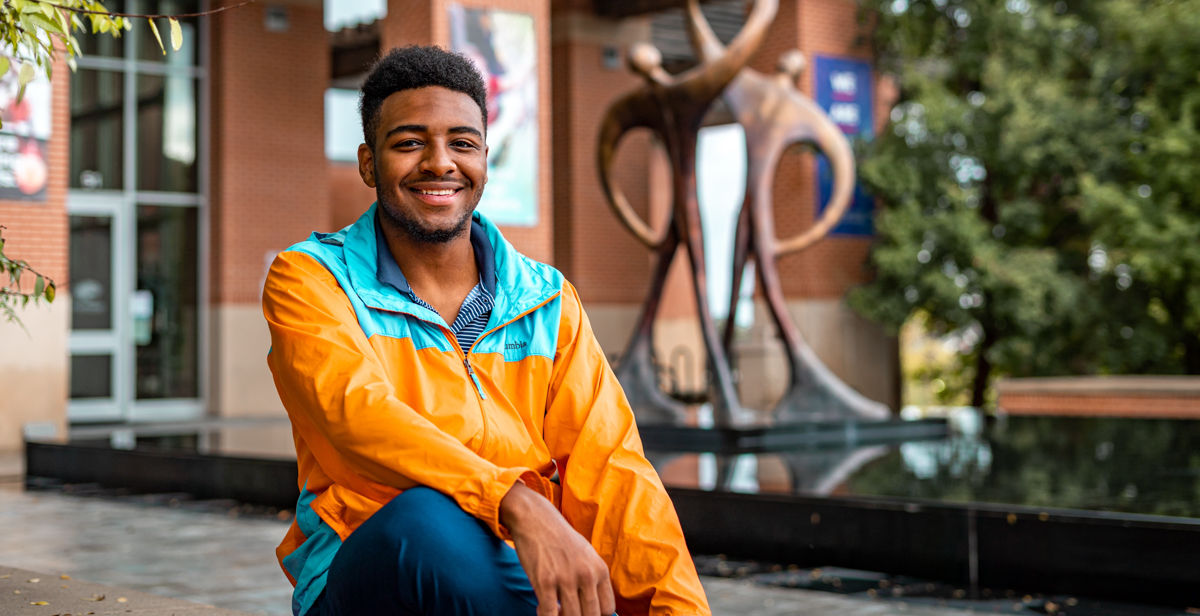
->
<box><xmin>650</xmin><ymin>410</ymin><xmax>1200</xmax><ymax>519</ymax></box>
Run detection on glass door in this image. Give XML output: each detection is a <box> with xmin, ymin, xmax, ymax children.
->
<box><xmin>68</xmin><ymin>0</ymin><xmax>205</xmax><ymax>424</ymax></box>
<box><xmin>67</xmin><ymin>204</ymin><xmax>124</xmax><ymax>421</ymax></box>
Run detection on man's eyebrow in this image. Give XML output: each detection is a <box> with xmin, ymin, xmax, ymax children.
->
<box><xmin>448</xmin><ymin>126</ymin><xmax>484</xmax><ymax>138</ymax></box>
<box><xmin>385</xmin><ymin>124</ymin><xmax>427</xmax><ymax>139</ymax></box>
<box><xmin>384</xmin><ymin>124</ymin><xmax>484</xmax><ymax>140</ymax></box>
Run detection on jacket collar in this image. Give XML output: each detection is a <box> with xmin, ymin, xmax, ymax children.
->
<box><xmin>344</xmin><ymin>203</ymin><xmax>560</xmax><ymax>329</ymax></box>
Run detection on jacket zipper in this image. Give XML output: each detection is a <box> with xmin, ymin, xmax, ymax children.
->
<box><xmin>459</xmin><ymin>292</ymin><xmax>562</xmax><ymax>451</ymax></box>
<box><xmin>463</xmin><ymin>357</ymin><xmax>487</xmax><ymax>400</ymax></box>
<box><xmin>379</xmin><ymin>293</ymin><xmax>563</xmax><ymax>451</ymax></box>
<box><xmin>460</xmin><ymin>292</ymin><xmax>563</xmax><ymax>397</ymax></box>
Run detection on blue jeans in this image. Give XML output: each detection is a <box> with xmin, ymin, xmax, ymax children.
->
<box><xmin>308</xmin><ymin>487</ymin><xmax>539</xmax><ymax>616</ymax></box>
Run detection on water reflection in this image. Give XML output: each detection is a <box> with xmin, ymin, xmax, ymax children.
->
<box><xmin>652</xmin><ymin>410</ymin><xmax>1200</xmax><ymax>519</ymax></box>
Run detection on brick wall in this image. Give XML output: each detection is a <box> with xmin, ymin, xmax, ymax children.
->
<box><xmin>551</xmin><ymin>12</ymin><xmax>658</xmax><ymax>303</ymax></box>
<box><xmin>210</xmin><ymin>0</ymin><xmax>330</xmax><ymax>306</ymax></box>
<box><xmin>330</xmin><ymin>162</ymin><xmax>376</xmax><ymax>230</ymax></box>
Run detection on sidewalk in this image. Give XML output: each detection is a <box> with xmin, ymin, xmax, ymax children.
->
<box><xmin>0</xmin><ymin>565</ymin><xmax>246</xmax><ymax>615</ymax></box>
<box><xmin>0</xmin><ymin>486</ymin><xmax>1023</xmax><ymax>616</ymax></box>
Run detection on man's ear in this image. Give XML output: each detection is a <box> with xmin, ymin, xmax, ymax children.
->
<box><xmin>358</xmin><ymin>143</ymin><xmax>376</xmax><ymax>188</ymax></box>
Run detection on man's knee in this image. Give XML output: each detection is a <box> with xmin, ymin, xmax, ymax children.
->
<box><xmin>329</xmin><ymin>487</ymin><xmax>535</xmax><ymax>614</ymax></box>
<box><xmin>369</xmin><ymin>487</ymin><xmax>472</xmax><ymax>550</ymax></box>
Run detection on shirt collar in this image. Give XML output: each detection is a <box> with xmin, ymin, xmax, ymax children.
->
<box><xmin>375</xmin><ymin>212</ymin><xmax>497</xmax><ymax>300</ymax></box>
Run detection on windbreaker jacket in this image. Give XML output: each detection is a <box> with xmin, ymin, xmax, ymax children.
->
<box><xmin>264</xmin><ymin>205</ymin><xmax>710</xmax><ymax>616</ymax></box>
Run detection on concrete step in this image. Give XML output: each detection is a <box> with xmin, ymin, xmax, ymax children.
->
<box><xmin>0</xmin><ymin>566</ymin><xmax>251</xmax><ymax>616</ymax></box>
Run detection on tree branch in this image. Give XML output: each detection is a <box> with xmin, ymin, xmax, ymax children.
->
<box><xmin>26</xmin><ymin>0</ymin><xmax>256</xmax><ymax>19</ymax></box>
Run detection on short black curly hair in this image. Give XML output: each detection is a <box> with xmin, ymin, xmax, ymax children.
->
<box><xmin>359</xmin><ymin>45</ymin><xmax>489</xmax><ymax>151</ymax></box>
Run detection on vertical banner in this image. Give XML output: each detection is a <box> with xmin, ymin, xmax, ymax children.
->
<box><xmin>0</xmin><ymin>56</ymin><xmax>51</xmax><ymax>202</ymax></box>
<box><xmin>448</xmin><ymin>4</ymin><xmax>539</xmax><ymax>227</ymax></box>
<box><xmin>814</xmin><ymin>55</ymin><xmax>873</xmax><ymax>236</ymax></box>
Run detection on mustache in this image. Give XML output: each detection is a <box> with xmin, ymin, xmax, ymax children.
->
<box><xmin>401</xmin><ymin>176</ymin><xmax>469</xmax><ymax>189</ymax></box>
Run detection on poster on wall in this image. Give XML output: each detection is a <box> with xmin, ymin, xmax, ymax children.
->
<box><xmin>0</xmin><ymin>57</ymin><xmax>50</xmax><ymax>202</ymax></box>
<box><xmin>814</xmin><ymin>55</ymin><xmax>873</xmax><ymax>236</ymax></box>
<box><xmin>448</xmin><ymin>3</ymin><xmax>539</xmax><ymax>227</ymax></box>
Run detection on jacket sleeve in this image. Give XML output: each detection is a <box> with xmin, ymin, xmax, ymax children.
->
<box><xmin>543</xmin><ymin>282</ymin><xmax>711</xmax><ymax>616</ymax></box>
<box><xmin>263</xmin><ymin>249</ymin><xmax>546</xmax><ymax>538</ymax></box>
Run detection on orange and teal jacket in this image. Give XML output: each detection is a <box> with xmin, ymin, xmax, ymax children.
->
<box><xmin>263</xmin><ymin>205</ymin><xmax>710</xmax><ymax>616</ymax></box>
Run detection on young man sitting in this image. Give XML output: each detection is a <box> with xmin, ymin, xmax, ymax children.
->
<box><xmin>264</xmin><ymin>45</ymin><xmax>711</xmax><ymax>616</ymax></box>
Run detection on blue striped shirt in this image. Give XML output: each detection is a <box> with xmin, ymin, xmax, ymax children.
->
<box><xmin>375</xmin><ymin>216</ymin><xmax>496</xmax><ymax>352</ymax></box>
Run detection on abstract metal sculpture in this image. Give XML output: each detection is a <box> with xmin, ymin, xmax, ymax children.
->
<box><xmin>598</xmin><ymin>0</ymin><xmax>887</xmax><ymax>426</ymax></box>
<box><xmin>685</xmin><ymin>2</ymin><xmax>891</xmax><ymax>422</ymax></box>
<box><xmin>597</xmin><ymin>0</ymin><xmax>779</xmax><ymax>427</ymax></box>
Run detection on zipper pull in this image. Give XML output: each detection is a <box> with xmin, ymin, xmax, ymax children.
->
<box><xmin>464</xmin><ymin>357</ymin><xmax>487</xmax><ymax>400</ymax></box>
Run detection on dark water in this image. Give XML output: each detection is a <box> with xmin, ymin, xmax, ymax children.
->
<box><xmin>651</xmin><ymin>411</ymin><xmax>1200</xmax><ymax>519</ymax></box>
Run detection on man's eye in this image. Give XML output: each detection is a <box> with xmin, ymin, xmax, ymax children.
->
<box><xmin>397</xmin><ymin>139</ymin><xmax>421</xmax><ymax>148</ymax></box>
<box><xmin>452</xmin><ymin>140</ymin><xmax>478</xmax><ymax>149</ymax></box>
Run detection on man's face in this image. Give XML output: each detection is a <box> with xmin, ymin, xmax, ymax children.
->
<box><xmin>359</xmin><ymin>86</ymin><xmax>488</xmax><ymax>244</ymax></box>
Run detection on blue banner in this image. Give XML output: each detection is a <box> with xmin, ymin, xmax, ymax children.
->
<box><xmin>814</xmin><ymin>55</ymin><xmax>874</xmax><ymax>236</ymax></box>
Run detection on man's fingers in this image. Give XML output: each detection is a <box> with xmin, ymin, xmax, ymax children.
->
<box><xmin>534</xmin><ymin>582</ymin><xmax>558</xmax><ymax>616</ymax></box>
<box><xmin>559</xmin><ymin>579</ymin><xmax>583</xmax><ymax>616</ymax></box>
<box><xmin>597</xmin><ymin>574</ymin><xmax>616</xmax><ymax>616</ymax></box>
<box><xmin>578</xmin><ymin>579</ymin><xmax>601</xmax><ymax>616</ymax></box>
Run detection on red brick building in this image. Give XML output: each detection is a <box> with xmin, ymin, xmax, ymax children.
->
<box><xmin>0</xmin><ymin>0</ymin><xmax>897</xmax><ymax>456</ymax></box>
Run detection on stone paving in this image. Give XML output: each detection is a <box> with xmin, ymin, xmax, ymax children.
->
<box><xmin>0</xmin><ymin>485</ymin><xmax>1181</xmax><ymax>616</ymax></box>
<box><xmin>0</xmin><ymin>564</ymin><xmax>246</xmax><ymax>615</ymax></box>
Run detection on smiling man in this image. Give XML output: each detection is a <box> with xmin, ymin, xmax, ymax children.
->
<box><xmin>263</xmin><ymin>46</ymin><xmax>711</xmax><ymax>616</ymax></box>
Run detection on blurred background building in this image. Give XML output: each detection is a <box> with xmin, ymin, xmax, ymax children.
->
<box><xmin>0</xmin><ymin>0</ymin><xmax>900</xmax><ymax>458</ymax></box>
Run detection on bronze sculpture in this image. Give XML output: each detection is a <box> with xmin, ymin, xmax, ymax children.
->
<box><xmin>685</xmin><ymin>2</ymin><xmax>890</xmax><ymax>422</ymax></box>
<box><xmin>598</xmin><ymin>0</ymin><xmax>887</xmax><ymax>426</ymax></box>
<box><xmin>597</xmin><ymin>0</ymin><xmax>778</xmax><ymax>427</ymax></box>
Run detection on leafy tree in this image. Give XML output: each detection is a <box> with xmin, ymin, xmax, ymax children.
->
<box><xmin>850</xmin><ymin>0</ymin><xmax>1200</xmax><ymax>406</ymax></box>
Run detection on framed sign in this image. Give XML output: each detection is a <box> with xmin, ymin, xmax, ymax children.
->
<box><xmin>449</xmin><ymin>4</ymin><xmax>539</xmax><ymax>227</ymax></box>
<box><xmin>814</xmin><ymin>55</ymin><xmax>873</xmax><ymax>236</ymax></box>
<box><xmin>0</xmin><ymin>57</ymin><xmax>51</xmax><ymax>202</ymax></box>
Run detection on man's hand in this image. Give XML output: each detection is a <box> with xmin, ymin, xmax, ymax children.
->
<box><xmin>500</xmin><ymin>482</ymin><xmax>617</xmax><ymax>616</ymax></box>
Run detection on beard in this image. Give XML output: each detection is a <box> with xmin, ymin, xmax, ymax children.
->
<box><xmin>376</xmin><ymin>176</ymin><xmax>483</xmax><ymax>245</ymax></box>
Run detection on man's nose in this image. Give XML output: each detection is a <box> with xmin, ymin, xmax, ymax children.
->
<box><xmin>419</xmin><ymin>142</ymin><xmax>456</xmax><ymax>176</ymax></box>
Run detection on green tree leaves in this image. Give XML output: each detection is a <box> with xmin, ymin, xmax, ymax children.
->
<box><xmin>854</xmin><ymin>0</ymin><xmax>1200</xmax><ymax>404</ymax></box>
<box><xmin>0</xmin><ymin>226</ymin><xmax>56</xmax><ymax>331</ymax></box>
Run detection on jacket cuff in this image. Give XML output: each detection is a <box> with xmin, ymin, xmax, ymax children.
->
<box><xmin>476</xmin><ymin>467</ymin><xmax>549</xmax><ymax>540</ymax></box>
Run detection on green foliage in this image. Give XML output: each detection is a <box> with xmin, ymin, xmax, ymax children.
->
<box><xmin>0</xmin><ymin>226</ymin><xmax>56</xmax><ymax>330</ymax></box>
<box><xmin>852</xmin><ymin>0</ymin><xmax>1200</xmax><ymax>404</ymax></box>
<box><xmin>0</xmin><ymin>1</ymin><xmax>189</xmax><ymax>130</ymax></box>
<box><xmin>0</xmin><ymin>1</ymin><xmax>131</xmax><ymax>91</ymax></box>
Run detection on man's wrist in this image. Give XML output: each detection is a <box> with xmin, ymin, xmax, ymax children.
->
<box><xmin>499</xmin><ymin>480</ymin><xmax>538</xmax><ymax>533</ymax></box>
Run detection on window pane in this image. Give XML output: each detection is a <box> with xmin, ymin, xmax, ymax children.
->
<box><xmin>325</xmin><ymin>88</ymin><xmax>363</xmax><ymax>161</ymax></box>
<box><xmin>69</xmin><ymin>216</ymin><xmax>114</xmax><ymax>330</ymax></box>
<box><xmin>136</xmin><ymin>206</ymin><xmax>199</xmax><ymax>399</ymax></box>
<box><xmin>136</xmin><ymin>1</ymin><xmax>199</xmax><ymax>64</ymax></box>
<box><xmin>137</xmin><ymin>73</ymin><xmax>198</xmax><ymax>192</ymax></box>
<box><xmin>75</xmin><ymin>0</ymin><xmax>127</xmax><ymax>58</ymax></box>
<box><xmin>71</xmin><ymin>354</ymin><xmax>113</xmax><ymax>399</ymax></box>
<box><xmin>70</xmin><ymin>69</ymin><xmax>124</xmax><ymax>190</ymax></box>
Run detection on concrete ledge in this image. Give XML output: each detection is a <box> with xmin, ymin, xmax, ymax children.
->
<box><xmin>0</xmin><ymin>566</ymin><xmax>251</xmax><ymax>615</ymax></box>
<box><xmin>996</xmin><ymin>376</ymin><xmax>1200</xmax><ymax>418</ymax></box>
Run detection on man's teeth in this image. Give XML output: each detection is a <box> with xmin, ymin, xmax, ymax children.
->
<box><xmin>416</xmin><ymin>189</ymin><xmax>456</xmax><ymax>196</ymax></box>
